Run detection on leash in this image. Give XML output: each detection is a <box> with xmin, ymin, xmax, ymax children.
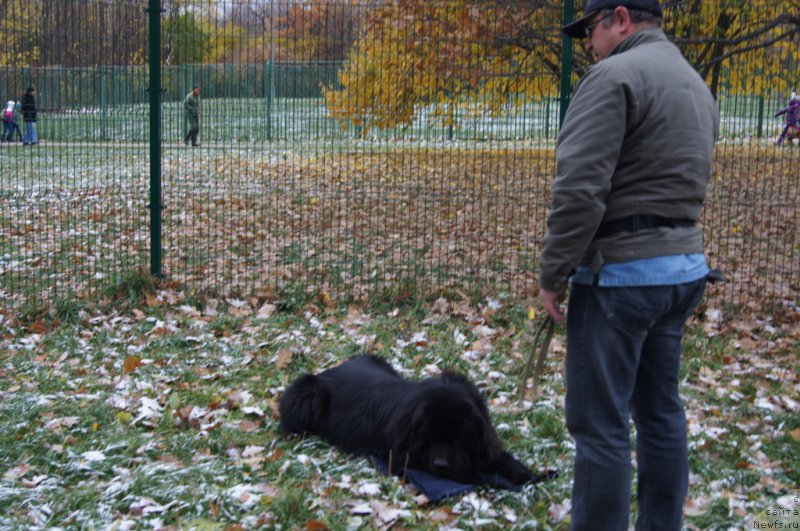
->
<box><xmin>518</xmin><ymin>314</ymin><xmax>555</xmax><ymax>403</ymax></box>
<box><xmin>516</xmin><ymin>268</ymin><xmax>724</xmax><ymax>403</ymax></box>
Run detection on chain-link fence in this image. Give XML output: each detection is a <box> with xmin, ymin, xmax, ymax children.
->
<box><xmin>1</xmin><ymin>0</ymin><xmax>798</xmax><ymax>312</ymax></box>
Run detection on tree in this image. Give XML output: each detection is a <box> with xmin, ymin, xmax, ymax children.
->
<box><xmin>323</xmin><ymin>0</ymin><xmax>564</xmax><ymax>131</ymax></box>
<box><xmin>276</xmin><ymin>0</ymin><xmax>365</xmax><ymax>62</ymax></box>
<box><xmin>212</xmin><ymin>0</ymin><xmax>364</xmax><ymax>65</ymax></box>
<box><xmin>665</xmin><ymin>0</ymin><xmax>800</xmax><ymax>98</ymax></box>
<box><xmin>324</xmin><ymin>0</ymin><xmax>800</xmax><ymax>131</ymax></box>
<box><xmin>217</xmin><ymin>1</ymin><xmax>289</xmax><ymax>64</ymax></box>
<box><xmin>0</xmin><ymin>0</ymin><xmax>146</xmax><ymax>67</ymax></box>
<box><xmin>0</xmin><ymin>0</ymin><xmax>43</xmax><ymax>66</ymax></box>
<box><xmin>163</xmin><ymin>12</ymin><xmax>213</xmax><ymax>65</ymax></box>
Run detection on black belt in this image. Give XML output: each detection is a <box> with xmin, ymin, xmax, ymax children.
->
<box><xmin>595</xmin><ymin>215</ymin><xmax>695</xmax><ymax>239</ymax></box>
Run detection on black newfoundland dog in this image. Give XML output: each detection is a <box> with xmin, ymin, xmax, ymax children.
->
<box><xmin>279</xmin><ymin>355</ymin><xmax>537</xmax><ymax>486</ymax></box>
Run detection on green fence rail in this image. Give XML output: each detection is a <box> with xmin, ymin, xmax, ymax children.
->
<box><xmin>0</xmin><ymin>0</ymin><xmax>798</xmax><ymax>313</ymax></box>
<box><xmin>0</xmin><ymin>65</ymin><xmax>791</xmax><ymax>143</ymax></box>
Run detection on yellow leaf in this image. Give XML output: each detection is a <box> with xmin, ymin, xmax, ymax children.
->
<box><xmin>527</xmin><ymin>306</ymin><xmax>537</xmax><ymax>321</ymax></box>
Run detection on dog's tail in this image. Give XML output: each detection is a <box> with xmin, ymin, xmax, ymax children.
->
<box><xmin>278</xmin><ymin>374</ymin><xmax>330</xmax><ymax>435</ymax></box>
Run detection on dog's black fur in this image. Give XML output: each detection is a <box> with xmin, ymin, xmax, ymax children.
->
<box><xmin>279</xmin><ymin>355</ymin><xmax>536</xmax><ymax>485</ymax></box>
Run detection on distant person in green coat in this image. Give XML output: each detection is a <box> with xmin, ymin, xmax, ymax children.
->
<box><xmin>183</xmin><ymin>84</ymin><xmax>201</xmax><ymax>147</ymax></box>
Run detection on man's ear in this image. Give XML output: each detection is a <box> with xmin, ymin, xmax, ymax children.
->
<box><xmin>614</xmin><ymin>6</ymin><xmax>634</xmax><ymax>34</ymax></box>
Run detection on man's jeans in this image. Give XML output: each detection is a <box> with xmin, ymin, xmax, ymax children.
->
<box><xmin>565</xmin><ymin>279</ymin><xmax>706</xmax><ymax>531</ymax></box>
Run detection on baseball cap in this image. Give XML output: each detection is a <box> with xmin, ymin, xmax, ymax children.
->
<box><xmin>562</xmin><ymin>0</ymin><xmax>663</xmax><ymax>39</ymax></box>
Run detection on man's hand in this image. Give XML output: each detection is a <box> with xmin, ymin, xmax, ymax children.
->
<box><xmin>540</xmin><ymin>288</ymin><xmax>566</xmax><ymax>322</ymax></box>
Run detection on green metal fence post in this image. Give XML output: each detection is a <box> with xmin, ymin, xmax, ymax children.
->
<box><xmin>545</xmin><ymin>97</ymin><xmax>551</xmax><ymax>138</ymax></box>
<box><xmin>100</xmin><ymin>64</ymin><xmax>108</xmax><ymax>141</ymax></box>
<box><xmin>266</xmin><ymin>61</ymin><xmax>274</xmax><ymax>140</ymax></box>
<box><xmin>57</xmin><ymin>66</ymin><xmax>63</xmax><ymax>139</ymax></box>
<box><xmin>148</xmin><ymin>0</ymin><xmax>164</xmax><ymax>278</ymax></box>
<box><xmin>558</xmin><ymin>0</ymin><xmax>575</xmax><ymax>127</ymax></box>
<box><xmin>267</xmin><ymin>1</ymin><xmax>275</xmax><ymax>141</ymax></box>
<box><xmin>57</xmin><ymin>65</ymin><xmax>62</xmax><ymax>111</ymax></box>
<box><xmin>757</xmin><ymin>95</ymin><xmax>764</xmax><ymax>138</ymax></box>
<box><xmin>182</xmin><ymin>63</ymin><xmax>188</xmax><ymax>138</ymax></box>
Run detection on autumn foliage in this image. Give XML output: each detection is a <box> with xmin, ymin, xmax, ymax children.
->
<box><xmin>324</xmin><ymin>0</ymin><xmax>800</xmax><ymax>130</ymax></box>
<box><xmin>324</xmin><ymin>1</ymin><xmax>564</xmax><ymax>132</ymax></box>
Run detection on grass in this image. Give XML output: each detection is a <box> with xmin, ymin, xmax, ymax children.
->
<box><xmin>36</xmin><ymin>97</ymin><xmax>565</xmax><ymax>143</ymax></box>
<box><xmin>0</xmin><ymin>290</ymin><xmax>797</xmax><ymax>529</ymax></box>
<box><xmin>2</xmin><ymin>141</ymin><xmax>797</xmax><ymax>316</ymax></box>
<box><xmin>0</xmin><ymin>140</ymin><xmax>800</xmax><ymax>314</ymax></box>
<box><xmin>14</xmin><ymin>90</ymin><xmax>795</xmax><ymax>143</ymax></box>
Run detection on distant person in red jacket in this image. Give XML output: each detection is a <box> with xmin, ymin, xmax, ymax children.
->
<box><xmin>2</xmin><ymin>101</ymin><xmax>15</xmax><ymax>142</ymax></box>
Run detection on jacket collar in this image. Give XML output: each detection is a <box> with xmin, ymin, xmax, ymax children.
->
<box><xmin>608</xmin><ymin>28</ymin><xmax>668</xmax><ymax>58</ymax></box>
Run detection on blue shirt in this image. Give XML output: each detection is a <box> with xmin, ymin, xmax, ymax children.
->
<box><xmin>570</xmin><ymin>254</ymin><xmax>709</xmax><ymax>287</ymax></box>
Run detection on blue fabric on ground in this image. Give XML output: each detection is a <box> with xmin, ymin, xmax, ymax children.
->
<box><xmin>369</xmin><ymin>454</ymin><xmax>524</xmax><ymax>502</ymax></box>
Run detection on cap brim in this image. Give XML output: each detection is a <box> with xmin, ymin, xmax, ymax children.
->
<box><xmin>562</xmin><ymin>11</ymin><xmax>596</xmax><ymax>39</ymax></box>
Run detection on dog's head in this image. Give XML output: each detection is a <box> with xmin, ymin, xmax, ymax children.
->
<box><xmin>389</xmin><ymin>377</ymin><xmax>502</xmax><ymax>483</ymax></box>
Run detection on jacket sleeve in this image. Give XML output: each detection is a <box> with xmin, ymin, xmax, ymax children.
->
<box><xmin>539</xmin><ymin>65</ymin><xmax>629</xmax><ymax>292</ymax></box>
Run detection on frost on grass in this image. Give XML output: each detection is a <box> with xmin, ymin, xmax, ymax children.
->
<box><xmin>0</xmin><ymin>293</ymin><xmax>797</xmax><ymax>528</ymax></box>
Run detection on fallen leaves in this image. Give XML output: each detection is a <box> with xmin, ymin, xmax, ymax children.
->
<box><xmin>0</xmin><ymin>291</ymin><xmax>796</xmax><ymax>529</ymax></box>
<box><xmin>81</xmin><ymin>450</ymin><xmax>107</xmax><ymax>462</ymax></box>
<box><xmin>131</xmin><ymin>397</ymin><xmax>163</xmax><ymax>428</ymax></box>
<box><xmin>275</xmin><ymin>349</ymin><xmax>294</xmax><ymax>369</ymax></box>
<box><xmin>3</xmin><ymin>463</ymin><xmax>31</xmax><ymax>482</ymax></box>
<box><xmin>5</xmin><ymin>146</ymin><xmax>797</xmax><ymax>327</ymax></box>
<box><xmin>123</xmin><ymin>356</ymin><xmax>143</xmax><ymax>374</ymax></box>
<box><xmin>349</xmin><ymin>500</ymin><xmax>413</xmax><ymax>526</ymax></box>
<box><xmin>256</xmin><ymin>303</ymin><xmax>276</xmax><ymax>320</ymax></box>
<box><xmin>43</xmin><ymin>417</ymin><xmax>81</xmax><ymax>432</ymax></box>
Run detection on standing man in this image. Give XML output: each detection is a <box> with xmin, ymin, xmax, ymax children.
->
<box><xmin>21</xmin><ymin>86</ymin><xmax>38</xmax><ymax>146</ymax></box>
<box><xmin>538</xmin><ymin>1</ymin><xmax>719</xmax><ymax>529</ymax></box>
<box><xmin>183</xmin><ymin>84</ymin><xmax>201</xmax><ymax>147</ymax></box>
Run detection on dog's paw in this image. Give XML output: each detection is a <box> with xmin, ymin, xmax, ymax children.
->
<box><xmin>492</xmin><ymin>452</ymin><xmax>539</xmax><ymax>485</ymax></box>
